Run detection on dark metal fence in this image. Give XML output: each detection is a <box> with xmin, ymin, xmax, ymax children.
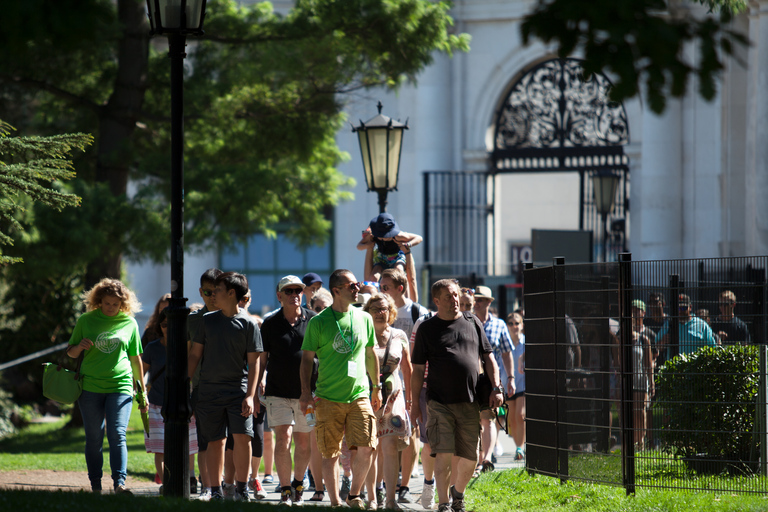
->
<box><xmin>524</xmin><ymin>254</ymin><xmax>768</xmax><ymax>494</ymax></box>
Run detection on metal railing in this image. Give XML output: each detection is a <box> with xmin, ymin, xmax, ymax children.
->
<box><xmin>524</xmin><ymin>254</ymin><xmax>768</xmax><ymax>494</ymax></box>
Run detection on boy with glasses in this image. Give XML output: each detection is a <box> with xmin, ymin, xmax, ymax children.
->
<box><xmin>188</xmin><ymin>268</ymin><xmax>222</xmax><ymax>500</ymax></box>
<box><xmin>188</xmin><ymin>272</ymin><xmax>263</xmax><ymax>501</ymax></box>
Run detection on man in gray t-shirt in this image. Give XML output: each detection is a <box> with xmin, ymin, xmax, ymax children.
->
<box><xmin>188</xmin><ymin>272</ymin><xmax>263</xmax><ymax>502</ymax></box>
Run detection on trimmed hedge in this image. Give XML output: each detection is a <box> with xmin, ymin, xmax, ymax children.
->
<box><xmin>655</xmin><ymin>344</ymin><xmax>761</xmax><ymax>474</ymax></box>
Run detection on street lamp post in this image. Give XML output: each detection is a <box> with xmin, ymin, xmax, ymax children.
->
<box><xmin>146</xmin><ymin>0</ymin><xmax>207</xmax><ymax>498</ymax></box>
<box><xmin>591</xmin><ymin>170</ymin><xmax>620</xmax><ymax>263</ymax></box>
<box><xmin>352</xmin><ymin>102</ymin><xmax>408</xmax><ymax>213</ymax></box>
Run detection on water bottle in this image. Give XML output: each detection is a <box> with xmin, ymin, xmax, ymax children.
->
<box><xmin>305</xmin><ymin>403</ymin><xmax>316</xmax><ymax>427</ymax></box>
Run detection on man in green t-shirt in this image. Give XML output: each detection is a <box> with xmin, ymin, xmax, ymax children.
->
<box><xmin>300</xmin><ymin>269</ymin><xmax>381</xmax><ymax>509</ymax></box>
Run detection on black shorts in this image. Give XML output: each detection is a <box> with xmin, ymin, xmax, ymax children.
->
<box><xmin>510</xmin><ymin>391</ymin><xmax>525</xmax><ymax>401</ymax></box>
<box><xmin>195</xmin><ymin>388</ymin><xmax>253</xmax><ymax>442</ymax></box>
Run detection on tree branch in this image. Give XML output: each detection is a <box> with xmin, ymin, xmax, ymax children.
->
<box><xmin>0</xmin><ymin>74</ymin><xmax>102</xmax><ymax>113</ymax></box>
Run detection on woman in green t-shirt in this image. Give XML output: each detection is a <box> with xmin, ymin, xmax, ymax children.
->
<box><xmin>66</xmin><ymin>278</ymin><xmax>148</xmax><ymax>494</ymax></box>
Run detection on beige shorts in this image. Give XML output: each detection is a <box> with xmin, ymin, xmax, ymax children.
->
<box><xmin>426</xmin><ymin>400</ymin><xmax>480</xmax><ymax>461</ymax></box>
<box><xmin>315</xmin><ymin>397</ymin><xmax>377</xmax><ymax>459</ymax></box>
<box><xmin>264</xmin><ymin>396</ymin><xmax>314</xmax><ymax>433</ymax></box>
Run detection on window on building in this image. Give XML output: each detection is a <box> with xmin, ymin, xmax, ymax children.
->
<box><xmin>220</xmin><ymin>231</ymin><xmax>333</xmax><ymax>316</ymax></box>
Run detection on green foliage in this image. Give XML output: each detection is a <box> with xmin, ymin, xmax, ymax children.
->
<box><xmin>520</xmin><ymin>0</ymin><xmax>749</xmax><ymax>113</ymax></box>
<box><xmin>0</xmin><ymin>387</ymin><xmax>20</xmax><ymax>440</ymax></box>
<box><xmin>0</xmin><ymin>121</ymin><xmax>91</xmax><ymax>265</ymax></box>
<box><xmin>655</xmin><ymin>345</ymin><xmax>759</xmax><ymax>471</ymax></box>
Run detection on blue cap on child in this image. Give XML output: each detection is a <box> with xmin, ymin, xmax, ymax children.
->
<box><xmin>369</xmin><ymin>213</ymin><xmax>400</xmax><ymax>239</ymax></box>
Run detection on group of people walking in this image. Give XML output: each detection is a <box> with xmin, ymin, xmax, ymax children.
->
<box><xmin>66</xmin><ymin>260</ymin><xmax>526</xmax><ymax>511</ymax></box>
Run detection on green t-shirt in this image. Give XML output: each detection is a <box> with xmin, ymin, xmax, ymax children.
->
<box><xmin>301</xmin><ymin>306</ymin><xmax>374</xmax><ymax>403</ymax></box>
<box><xmin>68</xmin><ymin>309</ymin><xmax>143</xmax><ymax>395</ymax></box>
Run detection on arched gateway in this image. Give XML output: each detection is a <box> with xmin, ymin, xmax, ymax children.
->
<box><xmin>491</xmin><ymin>58</ymin><xmax>631</xmax><ymax>262</ymax></box>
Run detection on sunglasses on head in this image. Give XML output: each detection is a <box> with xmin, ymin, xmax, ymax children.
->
<box><xmin>461</xmin><ymin>287</ymin><xmax>475</xmax><ymax>295</ymax></box>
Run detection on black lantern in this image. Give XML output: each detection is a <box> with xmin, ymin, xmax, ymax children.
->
<box><xmin>352</xmin><ymin>102</ymin><xmax>408</xmax><ymax>213</ymax></box>
<box><xmin>147</xmin><ymin>0</ymin><xmax>207</xmax><ymax>35</ymax></box>
<box><xmin>591</xmin><ymin>170</ymin><xmax>620</xmax><ymax>262</ymax></box>
<box><xmin>146</xmin><ymin>0</ymin><xmax>207</xmax><ymax>499</ymax></box>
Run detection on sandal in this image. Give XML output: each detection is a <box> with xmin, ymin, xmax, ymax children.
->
<box><xmin>309</xmin><ymin>490</ymin><xmax>325</xmax><ymax>502</ymax></box>
<box><xmin>481</xmin><ymin>460</ymin><xmax>495</xmax><ymax>473</ymax></box>
<box><xmin>472</xmin><ymin>463</ymin><xmax>482</xmax><ymax>478</ymax></box>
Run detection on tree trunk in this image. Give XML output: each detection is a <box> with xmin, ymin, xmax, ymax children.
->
<box><xmin>86</xmin><ymin>0</ymin><xmax>150</xmax><ymax>286</ymax></box>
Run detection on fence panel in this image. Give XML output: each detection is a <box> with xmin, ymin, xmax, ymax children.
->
<box><xmin>524</xmin><ymin>255</ymin><xmax>768</xmax><ymax>494</ymax></box>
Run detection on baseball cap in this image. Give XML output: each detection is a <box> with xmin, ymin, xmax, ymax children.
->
<box><xmin>474</xmin><ymin>286</ymin><xmax>494</xmax><ymax>301</ymax></box>
<box><xmin>302</xmin><ymin>272</ymin><xmax>322</xmax><ymax>287</ymax></box>
<box><xmin>278</xmin><ymin>275</ymin><xmax>305</xmax><ymax>292</ymax></box>
<box><xmin>369</xmin><ymin>213</ymin><xmax>401</xmax><ymax>239</ymax></box>
<box><xmin>631</xmin><ymin>299</ymin><xmax>646</xmax><ymax>311</ymax></box>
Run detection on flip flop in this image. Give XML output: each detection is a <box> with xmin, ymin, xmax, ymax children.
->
<box><xmin>309</xmin><ymin>490</ymin><xmax>325</xmax><ymax>502</ymax></box>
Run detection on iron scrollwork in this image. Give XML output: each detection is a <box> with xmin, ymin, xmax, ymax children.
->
<box><xmin>495</xmin><ymin>59</ymin><xmax>629</xmax><ymax>151</ymax></box>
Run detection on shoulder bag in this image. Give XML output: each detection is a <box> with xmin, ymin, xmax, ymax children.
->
<box><xmin>42</xmin><ymin>347</ymin><xmax>84</xmax><ymax>405</ymax></box>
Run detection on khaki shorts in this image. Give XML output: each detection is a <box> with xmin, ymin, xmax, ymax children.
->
<box><xmin>315</xmin><ymin>397</ymin><xmax>377</xmax><ymax>459</ymax></box>
<box><xmin>264</xmin><ymin>396</ymin><xmax>314</xmax><ymax>433</ymax></box>
<box><xmin>426</xmin><ymin>400</ymin><xmax>480</xmax><ymax>461</ymax></box>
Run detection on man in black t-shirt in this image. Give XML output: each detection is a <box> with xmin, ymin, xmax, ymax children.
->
<box><xmin>713</xmin><ymin>290</ymin><xmax>752</xmax><ymax>345</ymax></box>
<box><xmin>258</xmin><ymin>275</ymin><xmax>317</xmax><ymax>506</ymax></box>
<box><xmin>411</xmin><ymin>279</ymin><xmax>503</xmax><ymax>512</ymax></box>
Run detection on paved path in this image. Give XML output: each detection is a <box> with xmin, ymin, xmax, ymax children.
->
<box><xmin>0</xmin><ymin>428</ymin><xmax>523</xmax><ymax>508</ymax></box>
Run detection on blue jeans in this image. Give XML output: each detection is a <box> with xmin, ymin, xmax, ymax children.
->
<box><xmin>78</xmin><ymin>390</ymin><xmax>133</xmax><ymax>490</ymax></box>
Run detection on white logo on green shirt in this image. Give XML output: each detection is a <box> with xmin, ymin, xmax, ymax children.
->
<box><xmin>332</xmin><ymin>328</ymin><xmax>359</xmax><ymax>354</ymax></box>
<box><xmin>95</xmin><ymin>331</ymin><xmax>121</xmax><ymax>353</ymax></box>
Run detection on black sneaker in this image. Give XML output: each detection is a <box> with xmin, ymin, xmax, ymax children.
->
<box><xmin>281</xmin><ymin>487</ymin><xmax>293</xmax><ymax>505</ymax></box>
<box><xmin>211</xmin><ymin>490</ymin><xmax>224</xmax><ymax>501</ymax></box>
<box><xmin>190</xmin><ymin>476</ymin><xmax>198</xmax><ymax>494</ymax></box>
<box><xmin>233</xmin><ymin>488</ymin><xmax>251</xmax><ymax>502</ymax></box>
<box><xmin>397</xmin><ymin>486</ymin><xmax>413</xmax><ymax>503</ymax></box>
<box><xmin>292</xmin><ymin>483</ymin><xmax>305</xmax><ymax>506</ymax></box>
<box><xmin>450</xmin><ymin>486</ymin><xmax>465</xmax><ymax>512</ymax></box>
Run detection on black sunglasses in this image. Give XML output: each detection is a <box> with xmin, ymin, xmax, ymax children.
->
<box><xmin>282</xmin><ymin>288</ymin><xmax>303</xmax><ymax>296</ymax></box>
<box><xmin>201</xmin><ymin>290</ymin><xmax>213</xmax><ymax>297</ymax></box>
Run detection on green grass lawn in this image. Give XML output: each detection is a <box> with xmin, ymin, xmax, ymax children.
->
<box><xmin>4</xmin><ymin>405</ymin><xmax>768</xmax><ymax>511</ymax></box>
<box><xmin>0</xmin><ymin>402</ymin><xmax>155</xmax><ymax>480</ymax></box>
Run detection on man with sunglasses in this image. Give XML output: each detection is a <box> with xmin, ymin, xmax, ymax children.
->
<box><xmin>300</xmin><ymin>269</ymin><xmax>381</xmax><ymax>509</ymax></box>
<box><xmin>258</xmin><ymin>275</ymin><xmax>317</xmax><ymax>505</ymax></box>
<box><xmin>472</xmin><ymin>286</ymin><xmax>514</xmax><ymax>473</ymax></box>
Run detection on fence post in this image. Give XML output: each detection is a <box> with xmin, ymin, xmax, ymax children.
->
<box><xmin>618</xmin><ymin>253</ymin><xmax>635</xmax><ymax>495</ymax></box>
<box><xmin>553</xmin><ymin>256</ymin><xmax>568</xmax><ymax>482</ymax></box>
<box><xmin>760</xmin><ymin>346</ymin><xmax>768</xmax><ymax>477</ymax></box>
<box><xmin>669</xmin><ymin>275</ymin><xmax>680</xmax><ymax>360</ymax></box>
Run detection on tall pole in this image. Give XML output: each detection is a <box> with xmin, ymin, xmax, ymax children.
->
<box><xmin>161</xmin><ymin>32</ymin><xmax>191</xmax><ymax>499</ymax></box>
<box><xmin>602</xmin><ymin>212</ymin><xmax>609</xmax><ymax>263</ymax></box>
<box><xmin>377</xmin><ymin>189</ymin><xmax>388</xmax><ymax>214</ymax></box>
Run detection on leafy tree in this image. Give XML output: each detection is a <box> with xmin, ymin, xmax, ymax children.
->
<box><xmin>0</xmin><ymin>120</ymin><xmax>91</xmax><ymax>265</ymax></box>
<box><xmin>0</xmin><ymin>0</ymin><xmax>468</xmax><ymax>404</ymax></box>
<box><xmin>521</xmin><ymin>0</ymin><xmax>749</xmax><ymax>113</ymax></box>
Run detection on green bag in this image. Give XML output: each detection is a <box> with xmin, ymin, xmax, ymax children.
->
<box><xmin>42</xmin><ymin>350</ymin><xmax>84</xmax><ymax>405</ymax></box>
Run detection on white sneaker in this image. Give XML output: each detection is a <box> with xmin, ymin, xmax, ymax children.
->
<box><xmin>420</xmin><ymin>481</ymin><xmax>435</xmax><ymax>510</ymax></box>
<box><xmin>198</xmin><ymin>488</ymin><xmax>212</xmax><ymax>501</ymax></box>
<box><xmin>222</xmin><ymin>482</ymin><xmax>236</xmax><ymax>500</ymax></box>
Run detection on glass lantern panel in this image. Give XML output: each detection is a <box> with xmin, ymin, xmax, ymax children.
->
<box><xmin>368</xmin><ymin>128</ymin><xmax>390</xmax><ymax>189</ymax></box>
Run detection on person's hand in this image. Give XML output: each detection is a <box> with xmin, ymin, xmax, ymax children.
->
<box><xmin>78</xmin><ymin>338</ymin><xmax>94</xmax><ymax>351</ymax></box>
<box><xmin>506</xmin><ymin>376</ymin><xmax>515</xmax><ymax>396</ymax></box>
<box><xmin>241</xmin><ymin>395</ymin><xmax>254</xmax><ymax>417</ymax></box>
<box><xmin>410</xmin><ymin>402</ymin><xmax>422</xmax><ymax>425</ymax></box>
<box><xmin>370</xmin><ymin>388</ymin><xmax>382</xmax><ymax>412</ymax></box>
<box><xmin>253</xmin><ymin>399</ymin><xmax>261</xmax><ymax>415</ymax></box>
<box><xmin>490</xmin><ymin>390</ymin><xmax>504</xmax><ymax>409</ymax></box>
<box><xmin>299</xmin><ymin>391</ymin><xmax>313</xmax><ymax>413</ymax></box>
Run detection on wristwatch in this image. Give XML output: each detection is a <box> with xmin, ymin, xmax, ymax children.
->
<box><xmin>492</xmin><ymin>386</ymin><xmax>504</xmax><ymax>394</ymax></box>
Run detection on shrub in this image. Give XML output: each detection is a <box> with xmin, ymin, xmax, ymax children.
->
<box><xmin>654</xmin><ymin>345</ymin><xmax>760</xmax><ymax>473</ymax></box>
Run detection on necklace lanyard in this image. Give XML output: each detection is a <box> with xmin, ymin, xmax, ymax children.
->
<box><xmin>331</xmin><ymin>308</ymin><xmax>356</xmax><ymax>352</ymax></box>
